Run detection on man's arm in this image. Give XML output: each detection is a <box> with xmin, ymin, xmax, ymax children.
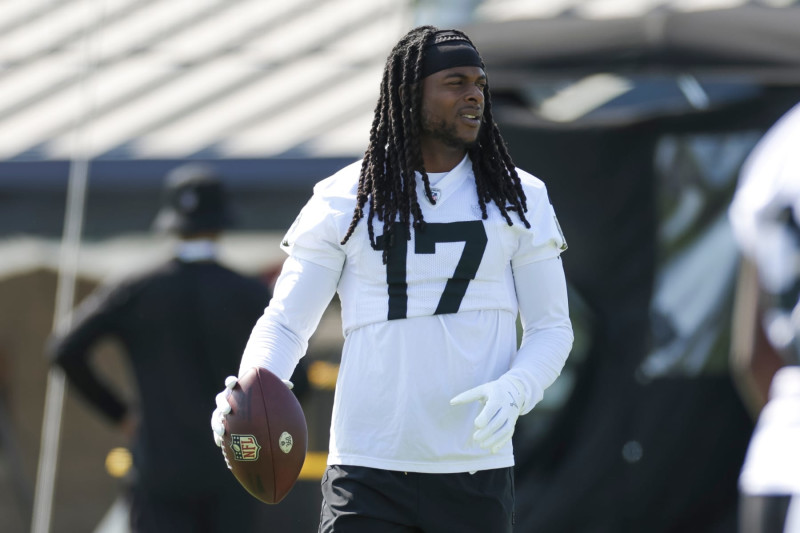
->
<box><xmin>450</xmin><ymin>256</ymin><xmax>573</xmax><ymax>452</ymax></box>
<box><xmin>508</xmin><ymin>256</ymin><xmax>574</xmax><ymax>412</ymax></box>
<box><xmin>49</xmin><ymin>286</ymin><xmax>129</xmax><ymax>423</ymax></box>
<box><xmin>212</xmin><ymin>255</ymin><xmax>339</xmax><ymax>448</ymax></box>
<box><xmin>239</xmin><ymin>256</ymin><xmax>340</xmax><ymax>380</ymax></box>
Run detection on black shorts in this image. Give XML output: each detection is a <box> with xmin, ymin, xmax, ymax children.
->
<box><xmin>318</xmin><ymin>465</ymin><xmax>515</xmax><ymax>533</ymax></box>
<box><xmin>739</xmin><ymin>493</ymin><xmax>798</xmax><ymax>533</ymax></box>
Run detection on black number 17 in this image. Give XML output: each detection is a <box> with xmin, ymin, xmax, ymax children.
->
<box><xmin>376</xmin><ymin>221</ymin><xmax>487</xmax><ymax>320</ymax></box>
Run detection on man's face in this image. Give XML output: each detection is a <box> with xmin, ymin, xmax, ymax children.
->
<box><xmin>419</xmin><ymin>66</ymin><xmax>486</xmax><ymax>152</ymax></box>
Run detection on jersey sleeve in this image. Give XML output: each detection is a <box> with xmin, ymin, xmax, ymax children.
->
<box><xmin>280</xmin><ymin>192</ymin><xmax>347</xmax><ymax>272</ymax></box>
<box><xmin>507</xmin><ymin>256</ymin><xmax>574</xmax><ymax>415</ymax></box>
<box><xmin>512</xmin><ymin>182</ymin><xmax>568</xmax><ymax>268</ymax></box>
<box><xmin>240</xmin><ymin>256</ymin><xmax>340</xmax><ymax>380</ymax></box>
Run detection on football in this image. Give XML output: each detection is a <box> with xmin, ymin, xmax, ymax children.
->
<box><xmin>222</xmin><ymin>366</ymin><xmax>308</xmax><ymax>504</ymax></box>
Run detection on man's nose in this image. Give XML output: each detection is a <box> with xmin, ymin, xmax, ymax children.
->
<box><xmin>466</xmin><ymin>85</ymin><xmax>484</xmax><ymax>104</ymax></box>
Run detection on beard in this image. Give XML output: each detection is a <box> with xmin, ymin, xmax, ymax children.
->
<box><xmin>420</xmin><ymin>112</ymin><xmax>480</xmax><ymax>150</ymax></box>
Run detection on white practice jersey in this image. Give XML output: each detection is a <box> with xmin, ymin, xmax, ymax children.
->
<box><xmin>250</xmin><ymin>155</ymin><xmax>571</xmax><ymax>473</ymax></box>
<box><xmin>284</xmin><ymin>156</ymin><xmax>566</xmax><ymax>333</ymax></box>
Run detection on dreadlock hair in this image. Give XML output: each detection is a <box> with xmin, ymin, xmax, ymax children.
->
<box><xmin>340</xmin><ymin>25</ymin><xmax>530</xmax><ymax>263</ymax></box>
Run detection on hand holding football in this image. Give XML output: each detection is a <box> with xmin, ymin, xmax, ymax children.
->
<box><xmin>220</xmin><ymin>366</ymin><xmax>307</xmax><ymax>504</ymax></box>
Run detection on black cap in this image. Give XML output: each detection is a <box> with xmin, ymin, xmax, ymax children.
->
<box><xmin>152</xmin><ymin>163</ymin><xmax>235</xmax><ymax>235</ymax></box>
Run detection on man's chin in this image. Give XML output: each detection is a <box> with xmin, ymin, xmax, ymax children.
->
<box><xmin>460</xmin><ymin>127</ymin><xmax>481</xmax><ymax>148</ymax></box>
<box><xmin>443</xmin><ymin>134</ymin><xmax>479</xmax><ymax>150</ymax></box>
<box><xmin>422</xmin><ymin>122</ymin><xmax>480</xmax><ymax>150</ymax></box>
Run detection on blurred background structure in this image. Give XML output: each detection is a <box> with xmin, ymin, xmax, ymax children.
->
<box><xmin>1</xmin><ymin>0</ymin><xmax>800</xmax><ymax>532</ymax></box>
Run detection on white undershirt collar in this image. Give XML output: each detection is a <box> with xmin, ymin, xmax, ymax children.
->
<box><xmin>416</xmin><ymin>155</ymin><xmax>471</xmax><ymax>206</ymax></box>
<box><xmin>176</xmin><ymin>239</ymin><xmax>218</xmax><ymax>262</ymax></box>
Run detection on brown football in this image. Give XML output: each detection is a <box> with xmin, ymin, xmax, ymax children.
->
<box><xmin>222</xmin><ymin>366</ymin><xmax>307</xmax><ymax>504</ymax></box>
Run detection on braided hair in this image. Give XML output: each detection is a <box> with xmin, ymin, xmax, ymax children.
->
<box><xmin>341</xmin><ymin>26</ymin><xmax>530</xmax><ymax>262</ymax></box>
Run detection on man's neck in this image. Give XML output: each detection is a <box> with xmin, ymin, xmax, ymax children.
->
<box><xmin>421</xmin><ymin>145</ymin><xmax>467</xmax><ymax>173</ymax></box>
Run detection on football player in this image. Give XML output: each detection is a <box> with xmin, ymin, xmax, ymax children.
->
<box><xmin>212</xmin><ymin>26</ymin><xmax>573</xmax><ymax>532</ymax></box>
<box><xmin>730</xmin><ymin>102</ymin><xmax>800</xmax><ymax>533</ymax></box>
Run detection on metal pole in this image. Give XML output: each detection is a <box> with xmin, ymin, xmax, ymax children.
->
<box><xmin>30</xmin><ymin>1</ymin><xmax>100</xmax><ymax>531</ymax></box>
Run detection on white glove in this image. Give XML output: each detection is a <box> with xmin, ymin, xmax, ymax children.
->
<box><xmin>211</xmin><ymin>375</ymin><xmax>238</xmax><ymax>449</ymax></box>
<box><xmin>210</xmin><ymin>373</ymin><xmax>294</xmax><ymax>448</ymax></box>
<box><xmin>450</xmin><ymin>374</ymin><xmax>527</xmax><ymax>454</ymax></box>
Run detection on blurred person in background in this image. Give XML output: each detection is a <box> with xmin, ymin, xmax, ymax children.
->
<box><xmin>729</xmin><ymin>102</ymin><xmax>800</xmax><ymax>533</ymax></box>
<box><xmin>212</xmin><ymin>25</ymin><xmax>573</xmax><ymax>532</ymax></box>
<box><xmin>50</xmin><ymin>163</ymin><xmax>307</xmax><ymax>533</ymax></box>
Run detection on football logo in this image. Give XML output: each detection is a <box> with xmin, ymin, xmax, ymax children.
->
<box><xmin>279</xmin><ymin>431</ymin><xmax>294</xmax><ymax>454</ymax></box>
<box><xmin>230</xmin><ymin>434</ymin><xmax>261</xmax><ymax>461</ymax></box>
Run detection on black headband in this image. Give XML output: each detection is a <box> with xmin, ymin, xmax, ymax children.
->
<box><xmin>421</xmin><ymin>30</ymin><xmax>483</xmax><ymax>78</ymax></box>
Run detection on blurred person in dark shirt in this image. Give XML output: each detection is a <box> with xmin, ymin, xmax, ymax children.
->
<box><xmin>50</xmin><ymin>163</ymin><xmax>307</xmax><ymax>533</ymax></box>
